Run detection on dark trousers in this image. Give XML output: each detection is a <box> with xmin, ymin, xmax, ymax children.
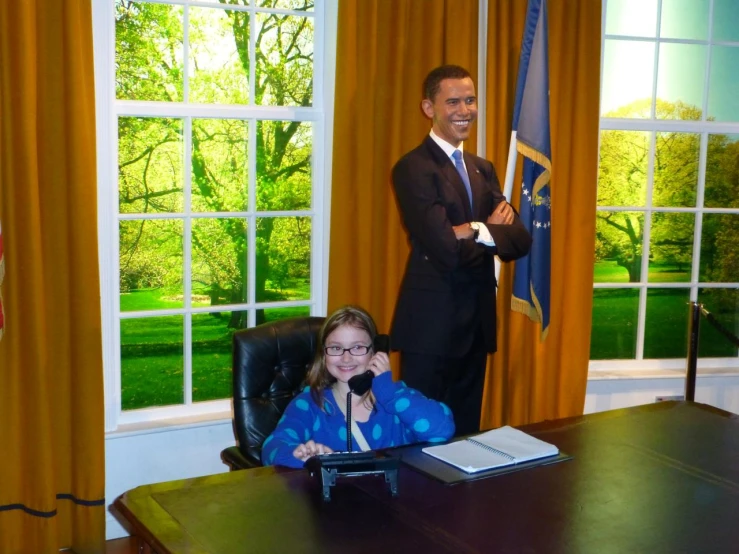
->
<box><xmin>399</xmin><ymin>328</ymin><xmax>488</xmax><ymax>436</ymax></box>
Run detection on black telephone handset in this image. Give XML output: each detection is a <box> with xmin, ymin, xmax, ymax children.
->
<box><xmin>347</xmin><ymin>334</ymin><xmax>390</xmax><ymax>396</ymax></box>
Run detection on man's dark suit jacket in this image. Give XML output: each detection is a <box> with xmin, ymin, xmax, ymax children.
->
<box><xmin>390</xmin><ymin>136</ymin><xmax>532</xmax><ymax>357</ymax></box>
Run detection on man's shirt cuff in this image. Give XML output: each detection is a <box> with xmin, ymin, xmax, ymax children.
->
<box><xmin>470</xmin><ymin>222</ymin><xmax>496</xmax><ymax>246</ymax></box>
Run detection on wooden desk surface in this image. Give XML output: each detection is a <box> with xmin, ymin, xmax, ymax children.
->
<box><xmin>114</xmin><ymin>402</ymin><xmax>739</xmax><ymax>554</ymax></box>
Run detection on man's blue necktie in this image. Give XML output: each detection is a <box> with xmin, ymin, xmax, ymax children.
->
<box><xmin>452</xmin><ymin>150</ymin><xmax>473</xmax><ymax>212</ymax></box>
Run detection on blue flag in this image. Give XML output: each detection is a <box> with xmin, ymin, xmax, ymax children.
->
<box><xmin>511</xmin><ymin>0</ymin><xmax>551</xmax><ymax>340</ymax></box>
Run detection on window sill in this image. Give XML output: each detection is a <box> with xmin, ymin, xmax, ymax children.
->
<box><xmin>588</xmin><ymin>366</ymin><xmax>739</xmax><ymax>381</ymax></box>
<box><xmin>103</xmin><ymin>367</ymin><xmax>739</xmax><ymax>437</ymax></box>
<box><xmin>106</xmin><ymin>410</ymin><xmax>232</xmax><ymax>439</ymax></box>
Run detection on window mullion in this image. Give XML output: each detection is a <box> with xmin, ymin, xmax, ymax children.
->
<box><xmin>184</xmin><ymin>117</ymin><xmax>193</xmax><ymax>405</ymax></box>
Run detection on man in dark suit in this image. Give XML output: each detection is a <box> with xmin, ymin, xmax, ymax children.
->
<box><xmin>390</xmin><ymin>65</ymin><xmax>532</xmax><ymax>435</ymax></box>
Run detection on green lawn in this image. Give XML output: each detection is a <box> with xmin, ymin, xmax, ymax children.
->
<box><xmin>591</xmin><ymin>287</ymin><xmax>738</xmax><ymax>359</ymax></box>
<box><xmin>119</xmin><ymin>283</ymin><xmax>736</xmax><ymax>409</ymax></box>
<box><xmin>120</xmin><ymin>285</ymin><xmax>310</xmax><ymax>410</ymax></box>
<box><xmin>594</xmin><ymin>260</ymin><xmax>690</xmax><ymax>283</ymax></box>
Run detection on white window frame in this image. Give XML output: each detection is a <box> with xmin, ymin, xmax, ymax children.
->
<box><xmin>93</xmin><ymin>0</ymin><xmax>338</xmax><ymax>432</ymax></box>
<box><xmin>592</xmin><ymin>0</ymin><xmax>739</xmax><ymax>372</ymax></box>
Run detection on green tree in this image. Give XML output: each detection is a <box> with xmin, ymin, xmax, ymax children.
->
<box><xmin>116</xmin><ymin>0</ymin><xmax>314</xmax><ymax>326</ymax></box>
<box><xmin>597</xmin><ymin>100</ymin><xmax>723</xmax><ymax>282</ymax></box>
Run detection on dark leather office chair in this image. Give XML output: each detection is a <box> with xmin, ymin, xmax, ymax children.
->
<box><xmin>221</xmin><ymin>316</ymin><xmax>325</xmax><ymax>470</ymax></box>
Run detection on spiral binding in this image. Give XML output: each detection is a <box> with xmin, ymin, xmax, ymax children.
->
<box><xmin>467</xmin><ymin>438</ymin><xmax>515</xmax><ymax>461</ymax></box>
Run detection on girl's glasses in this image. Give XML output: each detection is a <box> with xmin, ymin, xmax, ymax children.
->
<box><xmin>324</xmin><ymin>345</ymin><xmax>371</xmax><ymax>356</ymax></box>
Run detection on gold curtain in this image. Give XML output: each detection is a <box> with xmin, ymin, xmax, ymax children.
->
<box><xmin>0</xmin><ymin>2</ymin><xmax>105</xmax><ymax>553</ymax></box>
<box><xmin>328</xmin><ymin>0</ymin><xmax>478</xmax><ymax>341</ymax></box>
<box><xmin>481</xmin><ymin>0</ymin><xmax>601</xmax><ymax>428</ymax></box>
<box><xmin>331</xmin><ymin>0</ymin><xmax>600</xmax><ymax>425</ymax></box>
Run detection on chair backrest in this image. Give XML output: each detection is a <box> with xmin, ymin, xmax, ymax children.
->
<box><xmin>231</xmin><ymin>316</ymin><xmax>325</xmax><ymax>466</ymax></box>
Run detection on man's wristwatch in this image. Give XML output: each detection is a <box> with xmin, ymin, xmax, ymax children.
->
<box><xmin>471</xmin><ymin>223</ymin><xmax>479</xmax><ymax>240</ymax></box>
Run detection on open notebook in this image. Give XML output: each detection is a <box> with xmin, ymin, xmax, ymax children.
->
<box><xmin>422</xmin><ymin>425</ymin><xmax>559</xmax><ymax>474</ymax></box>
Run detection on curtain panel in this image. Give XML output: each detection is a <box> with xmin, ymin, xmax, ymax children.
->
<box><xmin>0</xmin><ymin>1</ymin><xmax>106</xmax><ymax>552</ymax></box>
<box><xmin>481</xmin><ymin>0</ymin><xmax>601</xmax><ymax>428</ymax></box>
<box><xmin>329</xmin><ymin>0</ymin><xmax>601</xmax><ymax>427</ymax></box>
<box><xmin>328</xmin><ymin>0</ymin><xmax>479</xmax><ymax>334</ymax></box>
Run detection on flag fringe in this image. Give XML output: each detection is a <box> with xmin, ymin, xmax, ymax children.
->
<box><xmin>530</xmin><ymin>284</ymin><xmax>549</xmax><ymax>342</ymax></box>
<box><xmin>512</xmin><ymin>295</ymin><xmax>540</xmax><ymax>322</ymax></box>
<box><xmin>516</xmin><ymin>141</ymin><xmax>551</xmax><ymax>171</ymax></box>
<box><xmin>511</xmin><ymin>289</ymin><xmax>549</xmax><ymax>342</ymax></box>
<box><xmin>517</xmin><ymin>141</ymin><xmax>551</xmax><ymax>197</ymax></box>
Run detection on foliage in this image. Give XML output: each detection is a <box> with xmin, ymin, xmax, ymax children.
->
<box><xmin>113</xmin><ymin>1</ymin><xmax>317</xmax><ymax>408</ymax></box>
<box><xmin>115</xmin><ymin>0</ymin><xmax>314</xmax><ymax>327</ymax></box>
<box><xmin>597</xmin><ymin>100</ymin><xmax>739</xmax><ymax>285</ymax></box>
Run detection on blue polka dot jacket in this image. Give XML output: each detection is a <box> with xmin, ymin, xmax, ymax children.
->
<box><xmin>261</xmin><ymin>371</ymin><xmax>456</xmax><ymax>468</ymax></box>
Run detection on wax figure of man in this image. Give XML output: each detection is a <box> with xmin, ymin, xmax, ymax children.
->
<box><xmin>390</xmin><ymin>64</ymin><xmax>532</xmax><ymax>436</ymax></box>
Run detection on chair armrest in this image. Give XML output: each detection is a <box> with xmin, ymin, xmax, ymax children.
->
<box><xmin>221</xmin><ymin>446</ymin><xmax>261</xmax><ymax>471</ymax></box>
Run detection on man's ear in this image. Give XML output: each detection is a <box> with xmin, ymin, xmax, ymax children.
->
<box><xmin>421</xmin><ymin>98</ymin><xmax>434</xmax><ymax>119</ymax></box>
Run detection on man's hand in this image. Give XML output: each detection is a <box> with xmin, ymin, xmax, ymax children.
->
<box><xmin>487</xmin><ymin>201</ymin><xmax>514</xmax><ymax>225</ymax></box>
<box><xmin>452</xmin><ymin>223</ymin><xmax>475</xmax><ymax>240</ymax></box>
<box><xmin>293</xmin><ymin>440</ymin><xmax>334</xmax><ymax>462</ymax></box>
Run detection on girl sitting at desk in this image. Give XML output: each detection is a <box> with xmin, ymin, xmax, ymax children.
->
<box><xmin>262</xmin><ymin>305</ymin><xmax>455</xmax><ymax>468</ymax></box>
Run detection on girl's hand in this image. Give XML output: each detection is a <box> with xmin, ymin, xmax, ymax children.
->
<box><xmin>367</xmin><ymin>351</ymin><xmax>390</xmax><ymax>377</ymax></box>
<box><xmin>293</xmin><ymin>440</ymin><xmax>334</xmax><ymax>462</ymax></box>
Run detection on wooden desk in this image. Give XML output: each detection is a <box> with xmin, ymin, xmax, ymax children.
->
<box><xmin>114</xmin><ymin>402</ymin><xmax>739</xmax><ymax>554</ymax></box>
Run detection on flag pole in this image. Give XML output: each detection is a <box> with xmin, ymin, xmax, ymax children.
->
<box><xmin>496</xmin><ymin>132</ymin><xmax>519</xmax><ymax>284</ymax></box>
<box><xmin>502</xmin><ymin>130</ymin><xmax>518</xmax><ymax>201</ymax></box>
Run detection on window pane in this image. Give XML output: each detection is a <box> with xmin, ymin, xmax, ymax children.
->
<box><xmin>605</xmin><ymin>0</ymin><xmax>657</xmax><ymax>37</ymax></box>
<box><xmin>594</xmin><ymin>212</ymin><xmax>645</xmax><ymax>283</ymax></box>
<box><xmin>700</xmin><ymin>214</ymin><xmax>739</xmax><ymax>283</ymax></box>
<box><xmin>262</xmin><ymin>305</ymin><xmax>311</xmax><ymax>322</ymax></box>
<box><xmin>590</xmin><ymin>289</ymin><xmax>639</xmax><ymax>359</ymax></box>
<box><xmin>653</xmin><ymin>132</ymin><xmax>699</xmax><ymax>207</ymax></box>
<box><xmin>255</xmin><ymin>216</ymin><xmax>311</xmax><ymax>302</ymax></box>
<box><xmin>697</xmin><ymin>289</ymin><xmax>739</xmax><ymax>357</ymax></box>
<box><xmin>598</xmin><ymin>131</ymin><xmax>649</xmax><ymax>206</ymax></box>
<box><xmin>191</xmin><ymin>119</ymin><xmax>248</xmax><ymax>212</ymax></box>
<box><xmin>649</xmin><ymin>213</ymin><xmax>694</xmax><ymax>283</ymax></box>
<box><xmin>255</xmin><ymin>121</ymin><xmax>312</xmax><ymax>211</ymax></box>
<box><xmin>255</xmin><ymin>13</ymin><xmax>314</xmax><ymax>106</ymax></box>
<box><xmin>713</xmin><ymin>0</ymin><xmax>739</xmax><ymax>42</ymax></box>
<box><xmin>660</xmin><ymin>0</ymin><xmax>708</xmax><ymax>40</ymax></box>
<box><xmin>705</xmin><ymin>133</ymin><xmax>739</xmax><ymax>209</ymax></box>
<box><xmin>708</xmin><ymin>46</ymin><xmax>739</xmax><ymax>122</ymax></box>
<box><xmin>197</xmin><ymin>0</ymin><xmax>248</xmax><ymax>4</ymax></box>
<box><xmin>192</xmin><ymin>311</ymin><xmax>242</xmax><ymax>403</ymax></box>
<box><xmin>121</xmin><ymin>316</ymin><xmax>184</xmax><ymax>410</ymax></box>
<box><xmin>115</xmin><ymin>2</ymin><xmax>183</xmax><ymax>102</ymax></box>
<box><xmin>119</xmin><ymin>117</ymin><xmax>184</xmax><ymax>214</ymax></box>
<box><xmin>269</xmin><ymin>0</ymin><xmax>315</xmax><ymax>11</ymax></box>
<box><xmin>191</xmin><ymin>217</ymin><xmax>248</xmax><ymax>306</ymax></box>
<box><xmin>189</xmin><ymin>7</ymin><xmax>249</xmax><ymax>105</ymax></box>
<box><xmin>643</xmin><ymin>288</ymin><xmax>690</xmax><ymax>358</ymax></box>
<box><xmin>120</xmin><ymin>219</ymin><xmax>184</xmax><ymax>311</ymax></box>
<box><xmin>601</xmin><ymin>40</ymin><xmax>655</xmax><ymax>117</ymax></box>
<box><xmin>656</xmin><ymin>44</ymin><xmax>706</xmax><ymax>120</ymax></box>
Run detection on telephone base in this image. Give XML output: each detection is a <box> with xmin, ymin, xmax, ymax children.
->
<box><xmin>305</xmin><ymin>452</ymin><xmax>400</xmax><ymax>502</ymax></box>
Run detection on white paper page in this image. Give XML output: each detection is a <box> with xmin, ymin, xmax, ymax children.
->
<box><xmin>471</xmin><ymin>426</ymin><xmax>558</xmax><ymax>463</ymax></box>
<box><xmin>422</xmin><ymin>440</ymin><xmax>514</xmax><ymax>473</ymax></box>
